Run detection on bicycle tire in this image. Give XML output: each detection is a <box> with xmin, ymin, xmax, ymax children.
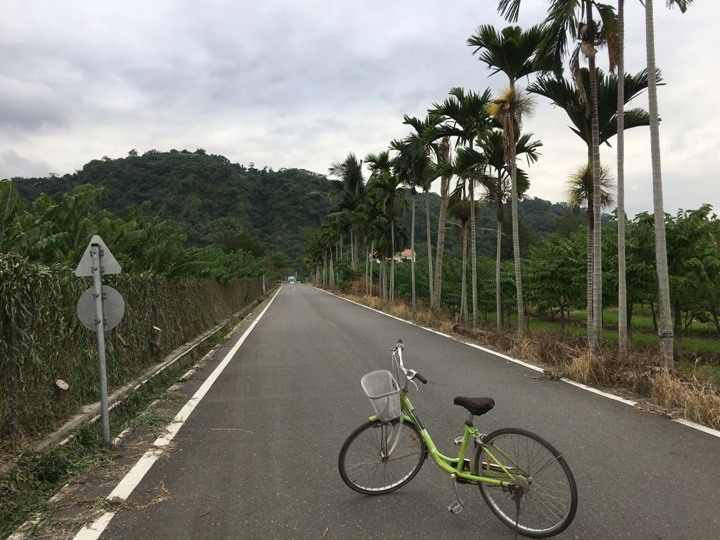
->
<box><xmin>475</xmin><ymin>427</ymin><xmax>578</xmax><ymax>538</ymax></box>
<box><xmin>338</xmin><ymin>418</ymin><xmax>427</xmax><ymax>495</ymax></box>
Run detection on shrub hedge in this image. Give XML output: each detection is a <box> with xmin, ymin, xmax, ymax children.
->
<box><xmin>0</xmin><ymin>253</ymin><xmax>263</xmax><ymax>441</ymax></box>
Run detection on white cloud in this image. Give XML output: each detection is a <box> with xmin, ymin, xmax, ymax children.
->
<box><xmin>0</xmin><ymin>76</ymin><xmax>68</xmax><ymax>130</ymax></box>
<box><xmin>1</xmin><ymin>149</ymin><xmax>52</xmax><ymax>178</ymax></box>
<box><xmin>1</xmin><ymin>0</ymin><xmax>717</xmax><ymax>216</ymax></box>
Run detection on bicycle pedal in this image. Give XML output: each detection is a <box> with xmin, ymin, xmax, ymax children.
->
<box><xmin>448</xmin><ymin>502</ymin><xmax>463</xmax><ymax>515</ymax></box>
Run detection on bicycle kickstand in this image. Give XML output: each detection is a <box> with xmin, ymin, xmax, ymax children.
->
<box><xmin>448</xmin><ymin>474</ymin><xmax>465</xmax><ymax>515</ymax></box>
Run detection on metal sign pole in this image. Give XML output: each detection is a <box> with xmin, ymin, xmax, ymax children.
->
<box><xmin>91</xmin><ymin>243</ymin><xmax>111</xmax><ymax>444</ymax></box>
<box><xmin>76</xmin><ymin>235</ymin><xmax>122</xmax><ymax>445</ymax></box>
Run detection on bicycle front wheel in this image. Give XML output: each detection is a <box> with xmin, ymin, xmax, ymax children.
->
<box><xmin>338</xmin><ymin>418</ymin><xmax>427</xmax><ymax>495</ymax></box>
<box><xmin>475</xmin><ymin>428</ymin><xmax>578</xmax><ymax>538</ymax></box>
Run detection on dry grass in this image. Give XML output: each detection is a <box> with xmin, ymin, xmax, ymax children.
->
<box><xmin>566</xmin><ymin>352</ymin><xmax>597</xmax><ymax>384</ymax></box>
<box><xmin>336</xmin><ymin>285</ymin><xmax>720</xmax><ymax>431</ymax></box>
<box><xmin>346</xmin><ymin>288</ymin><xmax>453</xmax><ymax>331</ymax></box>
<box><xmin>652</xmin><ymin>369</ymin><xmax>720</xmax><ymax>429</ymax></box>
<box><xmin>438</xmin><ymin>320</ymin><xmax>455</xmax><ymax>334</ymax></box>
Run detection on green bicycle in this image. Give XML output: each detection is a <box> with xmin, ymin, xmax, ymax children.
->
<box><xmin>338</xmin><ymin>340</ymin><xmax>578</xmax><ymax>538</ymax></box>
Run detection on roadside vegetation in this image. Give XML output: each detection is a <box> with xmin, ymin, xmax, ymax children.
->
<box><xmin>306</xmin><ymin>2</ymin><xmax>716</xmax><ymax>430</ymax></box>
<box><xmin>0</xmin><ymin>181</ymin><xmax>270</xmax><ymax>538</ymax></box>
<box><xmin>333</xmin><ymin>283</ymin><xmax>720</xmax><ymax>432</ymax></box>
<box><xmin>0</xmin><ymin>323</ymin><xmax>236</xmax><ymax>539</ymax></box>
<box><xmin>1</xmin><ymin>1</ymin><xmax>715</xmax><ymax>537</ymax></box>
<box><xmin>10</xmin><ymin>150</ymin><xmax>333</xmax><ymax>272</ymax></box>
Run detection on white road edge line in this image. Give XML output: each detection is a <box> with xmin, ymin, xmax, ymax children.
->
<box><xmin>674</xmin><ymin>419</ymin><xmax>720</xmax><ymax>439</ymax></box>
<box><xmin>318</xmin><ymin>287</ymin><xmax>720</xmax><ymax>439</ymax></box>
<box><xmin>72</xmin><ymin>289</ymin><xmax>280</xmax><ymax>540</ymax></box>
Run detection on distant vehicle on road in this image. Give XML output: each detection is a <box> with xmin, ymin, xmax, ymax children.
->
<box><xmin>287</xmin><ymin>276</ymin><xmax>296</xmax><ymax>283</ymax></box>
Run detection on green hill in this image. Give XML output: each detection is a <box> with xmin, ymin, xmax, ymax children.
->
<box><xmin>11</xmin><ymin>149</ymin><xmax>583</xmax><ymax>270</ymax></box>
<box><xmin>13</xmin><ymin>149</ymin><xmax>334</xmax><ymax>269</ymax></box>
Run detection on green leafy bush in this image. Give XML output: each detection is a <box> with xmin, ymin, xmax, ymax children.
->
<box><xmin>0</xmin><ymin>253</ymin><xmax>263</xmax><ymax>441</ymax></box>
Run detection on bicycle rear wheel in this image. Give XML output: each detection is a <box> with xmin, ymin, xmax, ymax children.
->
<box><xmin>338</xmin><ymin>418</ymin><xmax>427</xmax><ymax>495</ymax></box>
<box><xmin>475</xmin><ymin>428</ymin><xmax>578</xmax><ymax>538</ymax></box>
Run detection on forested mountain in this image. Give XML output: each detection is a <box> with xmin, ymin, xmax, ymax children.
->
<box><xmin>11</xmin><ymin>149</ymin><xmax>582</xmax><ymax>268</ymax></box>
<box><xmin>13</xmin><ymin>150</ymin><xmax>335</xmax><ymax>269</ymax></box>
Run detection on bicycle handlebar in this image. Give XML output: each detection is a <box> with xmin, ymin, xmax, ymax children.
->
<box><xmin>392</xmin><ymin>339</ymin><xmax>427</xmax><ymax>385</ymax></box>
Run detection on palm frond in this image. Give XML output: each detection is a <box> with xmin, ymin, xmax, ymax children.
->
<box><xmin>596</xmin><ymin>3</ymin><xmax>619</xmax><ymax>71</ymax></box>
<box><xmin>666</xmin><ymin>0</ymin><xmax>693</xmax><ymax>14</ymax></box>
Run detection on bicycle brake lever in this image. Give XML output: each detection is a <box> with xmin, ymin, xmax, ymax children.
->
<box><xmin>405</xmin><ymin>369</ymin><xmax>419</xmax><ymax>391</ymax></box>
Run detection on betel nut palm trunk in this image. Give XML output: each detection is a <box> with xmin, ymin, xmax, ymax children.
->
<box><xmin>410</xmin><ymin>190</ymin><xmax>416</xmax><ymax>306</ymax></box>
<box><xmin>645</xmin><ymin>0</ymin><xmax>674</xmax><ymax>368</ymax></box>
<box><xmin>616</xmin><ymin>0</ymin><xmax>629</xmax><ymax>358</ymax></box>
<box><xmin>495</xmin><ymin>196</ymin><xmax>504</xmax><ymax>328</ymax></box>
<box><xmin>509</xmin><ymin>140</ymin><xmax>525</xmax><ymax>334</ymax></box>
<box><xmin>425</xmin><ymin>190</ymin><xmax>434</xmax><ymax>303</ymax></box>
<box><xmin>469</xmin><ymin>165</ymin><xmax>478</xmax><ymax>327</ymax></box>
<box><xmin>432</xmin><ymin>137</ymin><xmax>451</xmax><ymax>308</ymax></box>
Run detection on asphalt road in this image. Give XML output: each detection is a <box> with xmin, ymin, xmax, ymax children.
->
<box><xmin>88</xmin><ymin>284</ymin><xmax>720</xmax><ymax>539</ymax></box>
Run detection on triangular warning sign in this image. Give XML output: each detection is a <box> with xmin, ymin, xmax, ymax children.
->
<box><xmin>74</xmin><ymin>235</ymin><xmax>122</xmax><ymax>277</ymax></box>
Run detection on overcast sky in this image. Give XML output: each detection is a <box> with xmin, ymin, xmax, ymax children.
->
<box><xmin>2</xmin><ymin>1</ymin><xmax>717</xmax><ymax>218</ymax></box>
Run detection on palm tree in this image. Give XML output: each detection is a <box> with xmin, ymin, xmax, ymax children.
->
<box><xmin>0</xmin><ymin>180</ymin><xmax>22</xmax><ymax>253</ymax></box>
<box><xmin>644</xmin><ymin>0</ymin><xmax>693</xmax><ymax>368</ymax></box>
<box><xmin>528</xmin><ymin>67</ymin><xmax>654</xmax><ymax>149</ymax></box>
<box><xmin>468</xmin><ymin>23</ymin><xmax>550</xmax><ymax>335</ymax></box>
<box><xmin>363</xmin><ymin>211</ymin><xmax>391</xmax><ymax>299</ymax></box>
<box><xmin>498</xmin><ymin>0</ymin><xmax>619</xmax><ymax>350</ymax></box>
<box><xmin>431</xmin><ymin>87</ymin><xmax>493</xmax><ymax>326</ymax></box>
<box><xmin>488</xmin><ymin>87</ymin><xmax>534</xmax><ymax>334</ymax></box>
<box><xmin>432</xmin><ymin>136</ymin><xmax>452</xmax><ymax>308</ymax></box>
<box><xmin>616</xmin><ymin>0</ymin><xmax>683</xmax><ymax>359</ymax></box>
<box><xmin>413</xmin><ymin>114</ymin><xmax>443</xmax><ymax>307</ymax></box>
<box><xmin>616</xmin><ymin>0</ymin><xmax>628</xmax><ymax>358</ymax></box>
<box><xmin>566</xmin><ymin>163</ymin><xmax>615</xmax><ymax>215</ymax></box>
<box><xmin>366</xmin><ymin>151</ymin><xmax>407</xmax><ymax>302</ymax></box>
<box><xmin>328</xmin><ymin>153</ymin><xmax>366</xmax><ymax>271</ymax></box>
<box><xmin>476</xmin><ymin>131</ymin><xmax>538</xmax><ymax>328</ymax></box>
<box><xmin>446</xmin><ymin>184</ymin><xmax>474</xmax><ymax>324</ymax></box>
<box><xmin>312</xmin><ymin>226</ymin><xmax>338</xmax><ymax>287</ymax></box>
<box><xmin>453</xmin><ymin>146</ymin><xmax>493</xmax><ymax>324</ymax></box>
<box><xmin>468</xmin><ymin>24</ymin><xmax>550</xmax><ymax>83</ymax></box>
<box><xmin>452</xmin><ymin>147</ymin><xmax>489</xmax><ymax>323</ymax></box>
<box><xmin>529</xmin><ymin>65</ymin><xmax>652</xmax><ymax>338</ymax></box>
<box><xmin>391</xmin><ymin>114</ymin><xmax>440</xmax><ymax>306</ymax></box>
<box><xmin>566</xmin><ymin>163</ymin><xmax>616</xmax><ymax>300</ymax></box>
<box><xmin>389</xmin><ymin>138</ymin><xmax>417</xmax><ymax>304</ymax></box>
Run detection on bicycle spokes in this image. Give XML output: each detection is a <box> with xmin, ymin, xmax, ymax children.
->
<box><xmin>378</xmin><ymin>421</ymin><xmax>409</xmax><ymax>460</ymax></box>
<box><xmin>339</xmin><ymin>419</ymin><xmax>427</xmax><ymax>495</ymax></box>
<box><xmin>476</xmin><ymin>429</ymin><xmax>578</xmax><ymax>538</ymax></box>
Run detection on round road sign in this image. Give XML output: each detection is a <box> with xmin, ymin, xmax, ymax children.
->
<box><xmin>77</xmin><ymin>285</ymin><xmax>125</xmax><ymax>331</ymax></box>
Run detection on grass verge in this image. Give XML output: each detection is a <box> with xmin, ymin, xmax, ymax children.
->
<box><xmin>0</xmin><ymin>314</ymin><xmax>240</xmax><ymax>540</ymax></box>
<box><xmin>343</xmin><ymin>291</ymin><xmax>720</xmax><ymax>431</ymax></box>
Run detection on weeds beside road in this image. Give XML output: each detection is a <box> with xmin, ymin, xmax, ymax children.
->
<box><xmin>341</xmin><ymin>291</ymin><xmax>720</xmax><ymax>431</ymax></box>
<box><xmin>1</xmin><ymin>287</ymin><xmax>718</xmax><ymax>540</ymax></box>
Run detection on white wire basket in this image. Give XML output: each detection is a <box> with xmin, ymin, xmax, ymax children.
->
<box><xmin>361</xmin><ymin>370</ymin><xmax>401</xmax><ymax>421</ymax></box>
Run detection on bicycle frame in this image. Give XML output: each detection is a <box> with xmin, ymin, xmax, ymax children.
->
<box><xmin>370</xmin><ymin>387</ymin><xmax>517</xmax><ymax>489</ymax></box>
<box><xmin>343</xmin><ymin>341</ymin><xmax>578</xmax><ymax>537</ymax></box>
